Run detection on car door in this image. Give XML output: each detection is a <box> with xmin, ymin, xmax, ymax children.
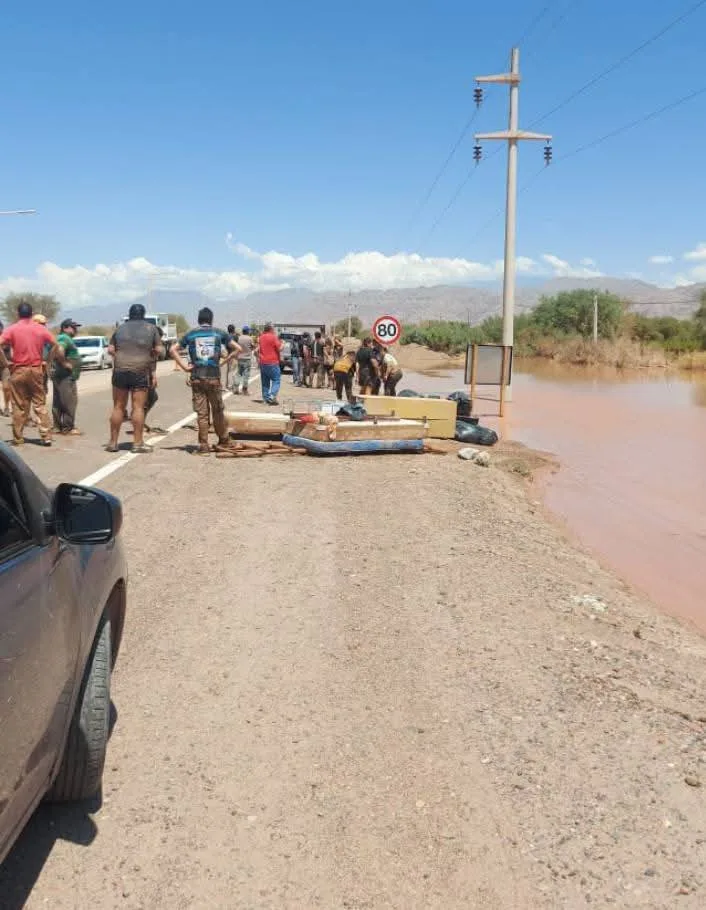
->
<box><xmin>0</xmin><ymin>456</ymin><xmax>78</xmax><ymax>849</ymax></box>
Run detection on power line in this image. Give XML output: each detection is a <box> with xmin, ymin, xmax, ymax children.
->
<box><xmin>523</xmin><ymin>0</ymin><xmax>583</xmax><ymax>63</ymax></box>
<box><xmin>529</xmin><ymin>0</ymin><xmax>706</xmax><ymax>127</ymax></box>
<box><xmin>558</xmin><ymin>84</ymin><xmax>706</xmax><ymax>162</ymax></box>
<box><xmin>467</xmin><ymin>83</ymin><xmax>706</xmax><ymax>240</ymax></box>
<box><xmin>421</xmin><ymin>159</ymin><xmax>483</xmax><ymax>245</ymax></box>
<box><xmin>406</xmin><ymin>108</ymin><xmax>481</xmax><ymax>229</ymax></box>
<box><xmin>515</xmin><ymin>3</ymin><xmax>556</xmax><ymax>45</ymax></box>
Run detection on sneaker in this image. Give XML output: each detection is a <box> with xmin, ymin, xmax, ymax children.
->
<box><xmin>131</xmin><ymin>444</ymin><xmax>153</xmax><ymax>454</ymax></box>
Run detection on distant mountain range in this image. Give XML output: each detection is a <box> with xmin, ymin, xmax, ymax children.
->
<box><xmin>69</xmin><ymin>278</ymin><xmax>704</xmax><ymax>329</ymax></box>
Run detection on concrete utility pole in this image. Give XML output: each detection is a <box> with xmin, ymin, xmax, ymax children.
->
<box><xmin>593</xmin><ymin>292</ymin><xmax>599</xmax><ymax>344</ymax></box>
<box><xmin>346</xmin><ymin>291</ymin><xmax>355</xmax><ymax>338</ymax></box>
<box><xmin>475</xmin><ymin>48</ymin><xmax>552</xmax><ymax>399</ymax></box>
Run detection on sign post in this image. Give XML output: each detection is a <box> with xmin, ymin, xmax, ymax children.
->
<box><xmin>372</xmin><ymin>315</ymin><xmax>401</xmax><ymax>347</ymax></box>
<box><xmin>464</xmin><ymin>343</ymin><xmax>513</xmax><ymax>417</ymax></box>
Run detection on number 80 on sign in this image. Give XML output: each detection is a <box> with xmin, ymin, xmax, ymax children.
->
<box><xmin>372</xmin><ymin>315</ymin><xmax>401</xmax><ymax>346</ymax></box>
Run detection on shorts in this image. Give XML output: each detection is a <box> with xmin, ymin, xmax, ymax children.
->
<box><xmin>112</xmin><ymin>369</ymin><xmax>151</xmax><ymax>391</ymax></box>
<box><xmin>358</xmin><ymin>368</ymin><xmax>373</xmax><ymax>387</ymax></box>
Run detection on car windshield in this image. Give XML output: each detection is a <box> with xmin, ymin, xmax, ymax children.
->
<box><xmin>74</xmin><ymin>338</ymin><xmax>103</xmax><ymax>348</ymax></box>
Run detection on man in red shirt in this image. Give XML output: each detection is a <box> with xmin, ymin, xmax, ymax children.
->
<box><xmin>256</xmin><ymin>323</ymin><xmax>283</xmax><ymax>406</ymax></box>
<box><xmin>0</xmin><ymin>301</ymin><xmax>59</xmax><ymax>446</ymax></box>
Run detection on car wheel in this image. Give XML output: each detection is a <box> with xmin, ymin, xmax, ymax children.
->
<box><xmin>47</xmin><ymin>617</ymin><xmax>111</xmax><ymax>802</ymax></box>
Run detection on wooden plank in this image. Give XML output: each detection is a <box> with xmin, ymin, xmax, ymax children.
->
<box><xmin>295</xmin><ymin>419</ymin><xmax>427</xmax><ymax>442</ymax></box>
<box><xmin>225</xmin><ymin>411</ymin><xmax>290</xmax><ymax>436</ymax></box>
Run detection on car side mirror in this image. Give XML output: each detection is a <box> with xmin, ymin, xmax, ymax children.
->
<box><xmin>54</xmin><ymin>483</ymin><xmax>123</xmax><ymax>544</ymax></box>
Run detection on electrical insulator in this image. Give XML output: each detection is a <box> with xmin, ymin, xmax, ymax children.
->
<box><xmin>544</xmin><ymin>143</ymin><xmax>553</xmax><ymax>166</ymax></box>
<box><xmin>473</xmin><ymin>86</ymin><xmax>483</xmax><ymax>108</ymax></box>
<box><xmin>473</xmin><ymin>144</ymin><xmax>482</xmax><ymax>165</ymax></box>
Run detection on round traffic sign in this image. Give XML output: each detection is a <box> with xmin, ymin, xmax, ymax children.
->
<box><xmin>372</xmin><ymin>315</ymin><xmax>401</xmax><ymax>346</ymax></box>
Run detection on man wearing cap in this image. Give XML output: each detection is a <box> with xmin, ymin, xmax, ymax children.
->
<box><xmin>52</xmin><ymin>318</ymin><xmax>83</xmax><ymax>435</ymax></box>
<box><xmin>0</xmin><ymin>301</ymin><xmax>58</xmax><ymax>446</ymax></box>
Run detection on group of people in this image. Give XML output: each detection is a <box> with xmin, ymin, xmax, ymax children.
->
<box><xmin>0</xmin><ymin>304</ymin><xmax>405</xmax><ymax>455</ymax></box>
<box><xmin>288</xmin><ymin>330</ymin><xmax>341</xmax><ymax>389</ymax></box>
<box><xmin>0</xmin><ymin>302</ymin><xmax>84</xmax><ymax>447</ymax></box>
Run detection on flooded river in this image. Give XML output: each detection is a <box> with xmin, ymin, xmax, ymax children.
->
<box><xmin>405</xmin><ymin>362</ymin><xmax>706</xmax><ymax>632</ymax></box>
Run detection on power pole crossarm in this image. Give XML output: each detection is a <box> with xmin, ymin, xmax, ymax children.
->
<box><xmin>474</xmin><ymin>48</ymin><xmax>553</xmax><ymax>403</ymax></box>
<box><xmin>475</xmin><ymin>130</ymin><xmax>551</xmax><ymax>141</ymax></box>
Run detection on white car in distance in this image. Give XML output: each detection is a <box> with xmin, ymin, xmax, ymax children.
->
<box><xmin>74</xmin><ymin>335</ymin><xmax>112</xmax><ymax>370</ymax></box>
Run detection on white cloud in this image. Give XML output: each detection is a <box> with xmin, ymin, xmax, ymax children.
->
<box><xmin>683</xmin><ymin>243</ymin><xmax>706</xmax><ymax>261</ymax></box>
<box><xmin>648</xmin><ymin>254</ymin><xmax>674</xmax><ymax>265</ymax></box>
<box><xmin>541</xmin><ymin>254</ymin><xmax>603</xmax><ymax>279</ymax></box>
<box><xmin>580</xmin><ymin>257</ymin><xmax>597</xmax><ymax>267</ymax></box>
<box><xmin>0</xmin><ymin>239</ymin><xmax>600</xmax><ymax>308</ymax></box>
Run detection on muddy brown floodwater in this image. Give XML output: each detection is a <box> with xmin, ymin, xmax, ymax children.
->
<box><xmin>404</xmin><ymin>361</ymin><xmax>706</xmax><ymax>633</ymax></box>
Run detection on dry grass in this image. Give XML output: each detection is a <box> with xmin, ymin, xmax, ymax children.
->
<box><xmin>521</xmin><ymin>336</ymin><xmax>706</xmax><ymax>371</ymax></box>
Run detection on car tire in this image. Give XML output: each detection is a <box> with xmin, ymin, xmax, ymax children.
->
<box><xmin>47</xmin><ymin>617</ymin><xmax>111</xmax><ymax>802</ymax></box>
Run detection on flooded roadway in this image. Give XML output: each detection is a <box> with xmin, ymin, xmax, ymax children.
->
<box><xmin>404</xmin><ymin>362</ymin><xmax>706</xmax><ymax>633</ymax></box>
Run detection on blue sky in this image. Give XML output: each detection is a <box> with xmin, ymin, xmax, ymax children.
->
<box><xmin>0</xmin><ymin>0</ymin><xmax>705</xmax><ymax>304</ymax></box>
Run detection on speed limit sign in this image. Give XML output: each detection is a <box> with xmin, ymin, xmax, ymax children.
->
<box><xmin>372</xmin><ymin>315</ymin><xmax>401</xmax><ymax>346</ymax></box>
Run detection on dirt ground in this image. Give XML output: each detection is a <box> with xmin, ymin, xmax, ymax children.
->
<box><xmin>2</xmin><ymin>378</ymin><xmax>706</xmax><ymax>908</ymax></box>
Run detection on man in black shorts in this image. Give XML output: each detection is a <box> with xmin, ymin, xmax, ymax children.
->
<box><xmin>107</xmin><ymin>303</ymin><xmax>163</xmax><ymax>453</ymax></box>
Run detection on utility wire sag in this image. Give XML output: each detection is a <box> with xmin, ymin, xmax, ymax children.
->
<box><xmin>529</xmin><ymin>0</ymin><xmax>706</xmax><ymax>127</ymax></box>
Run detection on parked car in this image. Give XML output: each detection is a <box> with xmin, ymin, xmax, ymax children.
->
<box><xmin>74</xmin><ymin>335</ymin><xmax>113</xmax><ymax>370</ymax></box>
<box><xmin>0</xmin><ymin>442</ymin><xmax>127</xmax><ymax>865</ymax></box>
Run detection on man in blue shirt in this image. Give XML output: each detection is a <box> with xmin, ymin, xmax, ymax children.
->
<box><xmin>171</xmin><ymin>307</ymin><xmax>241</xmax><ymax>454</ymax></box>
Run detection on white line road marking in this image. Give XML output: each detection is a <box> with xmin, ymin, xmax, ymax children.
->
<box><xmin>79</xmin><ymin>374</ymin><xmax>261</xmax><ymax>488</ymax></box>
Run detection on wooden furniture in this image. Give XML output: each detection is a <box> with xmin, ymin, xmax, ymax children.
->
<box><xmin>359</xmin><ymin>395</ymin><xmax>456</xmax><ymax>439</ymax></box>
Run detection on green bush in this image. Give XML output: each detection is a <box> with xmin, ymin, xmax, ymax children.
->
<box><xmin>401</xmin><ymin>289</ymin><xmax>706</xmax><ymax>357</ymax></box>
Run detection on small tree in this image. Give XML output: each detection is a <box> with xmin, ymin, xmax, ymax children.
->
<box><xmin>169</xmin><ymin>313</ymin><xmax>190</xmax><ymax>334</ymax></box>
<box><xmin>334</xmin><ymin>316</ymin><xmax>363</xmax><ymax>338</ymax></box>
<box><xmin>694</xmin><ymin>291</ymin><xmax>706</xmax><ymax>348</ymax></box>
<box><xmin>530</xmin><ymin>289</ymin><xmax>624</xmax><ymax>340</ymax></box>
<box><xmin>1</xmin><ymin>291</ymin><xmax>61</xmax><ymax>325</ymax></box>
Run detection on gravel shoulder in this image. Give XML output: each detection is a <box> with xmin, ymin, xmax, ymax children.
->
<box><xmin>1</xmin><ymin>383</ymin><xmax>705</xmax><ymax>908</ymax></box>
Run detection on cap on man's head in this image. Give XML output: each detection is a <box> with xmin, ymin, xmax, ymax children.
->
<box><xmin>32</xmin><ymin>313</ymin><xmax>48</xmax><ymax>325</ymax></box>
<box><xmin>242</xmin><ymin>325</ymin><xmax>251</xmax><ymax>334</ymax></box>
<box><xmin>60</xmin><ymin>318</ymin><xmax>81</xmax><ymax>331</ymax></box>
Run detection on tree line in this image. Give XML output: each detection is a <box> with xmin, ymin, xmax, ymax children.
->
<box><xmin>399</xmin><ymin>289</ymin><xmax>706</xmax><ymax>357</ymax></box>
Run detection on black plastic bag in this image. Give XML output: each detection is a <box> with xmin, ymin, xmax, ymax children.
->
<box><xmin>447</xmin><ymin>390</ymin><xmax>471</xmax><ymax>417</ymax></box>
<box><xmin>337</xmin><ymin>402</ymin><xmax>367</xmax><ymax>421</ymax></box>
<box><xmin>454</xmin><ymin>420</ymin><xmax>498</xmax><ymax>446</ymax></box>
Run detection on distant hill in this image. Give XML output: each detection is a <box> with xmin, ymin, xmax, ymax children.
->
<box><xmin>69</xmin><ymin>278</ymin><xmax>704</xmax><ymax>329</ymax></box>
